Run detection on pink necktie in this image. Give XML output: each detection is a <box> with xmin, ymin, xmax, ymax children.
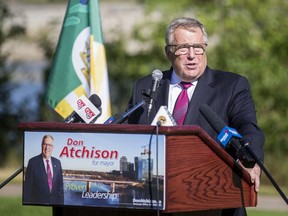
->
<box><xmin>173</xmin><ymin>82</ymin><xmax>192</xmax><ymax>125</ymax></box>
<box><xmin>46</xmin><ymin>159</ymin><xmax>53</xmax><ymax>192</ymax></box>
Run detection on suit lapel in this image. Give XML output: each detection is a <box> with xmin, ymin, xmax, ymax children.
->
<box><xmin>184</xmin><ymin>67</ymin><xmax>214</xmax><ymax>125</ymax></box>
<box><xmin>37</xmin><ymin>154</ymin><xmax>51</xmax><ymax>192</ymax></box>
<box><xmin>154</xmin><ymin>70</ymin><xmax>172</xmax><ymax>114</ymax></box>
<box><xmin>51</xmin><ymin>157</ymin><xmax>59</xmax><ymax>183</ymax></box>
<box><xmin>151</xmin><ymin>67</ymin><xmax>214</xmax><ymax>125</ymax></box>
<box><xmin>38</xmin><ymin>154</ymin><xmax>47</xmax><ymax>176</ymax></box>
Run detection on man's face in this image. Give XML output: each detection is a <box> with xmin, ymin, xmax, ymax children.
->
<box><xmin>42</xmin><ymin>137</ymin><xmax>54</xmax><ymax>159</ymax></box>
<box><xmin>166</xmin><ymin>27</ymin><xmax>207</xmax><ymax>82</ymax></box>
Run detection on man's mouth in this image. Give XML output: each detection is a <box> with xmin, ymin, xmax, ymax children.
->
<box><xmin>185</xmin><ymin>63</ymin><xmax>197</xmax><ymax>69</ymax></box>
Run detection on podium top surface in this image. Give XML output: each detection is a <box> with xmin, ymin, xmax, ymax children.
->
<box><xmin>18</xmin><ymin>122</ymin><xmax>205</xmax><ymax>135</ymax></box>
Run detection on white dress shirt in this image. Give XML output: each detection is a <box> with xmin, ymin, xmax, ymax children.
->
<box><xmin>168</xmin><ymin>70</ymin><xmax>198</xmax><ymax>114</ymax></box>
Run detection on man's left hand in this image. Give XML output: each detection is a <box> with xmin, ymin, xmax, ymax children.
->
<box><xmin>244</xmin><ymin>163</ymin><xmax>261</xmax><ymax>192</ymax></box>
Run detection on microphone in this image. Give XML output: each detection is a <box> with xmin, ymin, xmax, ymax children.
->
<box><xmin>147</xmin><ymin>69</ymin><xmax>163</xmax><ymax>119</ymax></box>
<box><xmin>199</xmin><ymin>104</ymin><xmax>256</xmax><ymax>168</ymax></box>
<box><xmin>89</xmin><ymin>94</ymin><xmax>102</xmax><ymax>113</ymax></box>
<box><xmin>106</xmin><ymin>99</ymin><xmax>146</xmax><ymax>124</ymax></box>
<box><xmin>64</xmin><ymin>94</ymin><xmax>102</xmax><ymax>123</ymax></box>
<box><xmin>103</xmin><ymin>113</ymin><xmax>122</xmax><ymax>124</ymax></box>
<box><xmin>151</xmin><ymin>106</ymin><xmax>177</xmax><ymax>126</ymax></box>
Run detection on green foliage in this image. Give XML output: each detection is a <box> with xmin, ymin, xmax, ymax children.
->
<box><xmin>1</xmin><ymin>0</ymin><xmax>287</xmax><ymax>185</ymax></box>
<box><xmin>105</xmin><ymin>0</ymin><xmax>288</xmax><ymax>184</ymax></box>
<box><xmin>105</xmin><ymin>19</ymin><xmax>169</xmax><ymax>113</ymax></box>
<box><xmin>21</xmin><ymin>0</ymin><xmax>67</xmax><ymax>3</ymax></box>
<box><xmin>0</xmin><ymin>1</ymin><xmax>26</xmax><ymax>166</ymax></box>
<box><xmin>199</xmin><ymin>0</ymin><xmax>288</xmax><ymax>169</ymax></box>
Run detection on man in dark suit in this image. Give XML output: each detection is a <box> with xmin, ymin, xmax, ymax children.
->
<box><xmin>127</xmin><ymin>17</ymin><xmax>264</xmax><ymax>216</ymax></box>
<box><xmin>23</xmin><ymin>134</ymin><xmax>64</xmax><ymax>205</ymax></box>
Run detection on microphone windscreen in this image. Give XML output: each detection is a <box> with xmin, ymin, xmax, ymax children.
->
<box><xmin>199</xmin><ymin>104</ymin><xmax>225</xmax><ymax>133</ymax></box>
<box><xmin>152</xmin><ymin>69</ymin><xmax>163</xmax><ymax>81</ymax></box>
<box><xmin>151</xmin><ymin>106</ymin><xmax>176</xmax><ymax>126</ymax></box>
<box><xmin>89</xmin><ymin>94</ymin><xmax>102</xmax><ymax>108</ymax></box>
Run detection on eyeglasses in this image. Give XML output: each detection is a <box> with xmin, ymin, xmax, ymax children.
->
<box><xmin>166</xmin><ymin>43</ymin><xmax>207</xmax><ymax>55</ymax></box>
<box><xmin>43</xmin><ymin>143</ymin><xmax>54</xmax><ymax>148</ymax></box>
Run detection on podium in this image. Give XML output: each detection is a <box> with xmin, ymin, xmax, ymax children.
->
<box><xmin>19</xmin><ymin>122</ymin><xmax>256</xmax><ymax>215</ymax></box>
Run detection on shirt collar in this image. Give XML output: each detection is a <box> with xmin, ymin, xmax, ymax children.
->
<box><xmin>171</xmin><ymin>69</ymin><xmax>198</xmax><ymax>86</ymax></box>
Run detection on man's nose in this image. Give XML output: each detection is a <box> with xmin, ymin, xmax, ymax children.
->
<box><xmin>187</xmin><ymin>47</ymin><xmax>196</xmax><ymax>58</ymax></box>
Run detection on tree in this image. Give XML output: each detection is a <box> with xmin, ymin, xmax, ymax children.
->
<box><xmin>105</xmin><ymin>0</ymin><xmax>288</xmax><ymax>185</ymax></box>
<box><xmin>199</xmin><ymin>0</ymin><xmax>288</xmax><ymax>184</ymax></box>
<box><xmin>0</xmin><ymin>1</ymin><xmax>26</xmax><ymax>166</ymax></box>
<box><xmin>31</xmin><ymin>0</ymin><xmax>287</xmax><ymax>184</ymax></box>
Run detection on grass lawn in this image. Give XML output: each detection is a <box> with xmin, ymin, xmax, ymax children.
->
<box><xmin>0</xmin><ymin>197</ymin><xmax>51</xmax><ymax>216</ymax></box>
<box><xmin>0</xmin><ymin>197</ymin><xmax>287</xmax><ymax>216</ymax></box>
<box><xmin>247</xmin><ymin>209</ymin><xmax>288</xmax><ymax>216</ymax></box>
<box><xmin>0</xmin><ymin>169</ymin><xmax>287</xmax><ymax>216</ymax></box>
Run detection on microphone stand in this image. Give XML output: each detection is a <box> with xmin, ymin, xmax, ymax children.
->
<box><xmin>242</xmin><ymin>142</ymin><xmax>288</xmax><ymax>205</ymax></box>
<box><xmin>0</xmin><ymin>166</ymin><xmax>23</xmax><ymax>189</ymax></box>
<box><xmin>110</xmin><ymin>98</ymin><xmax>147</xmax><ymax>124</ymax></box>
<box><xmin>142</xmin><ymin>89</ymin><xmax>158</xmax><ymax>123</ymax></box>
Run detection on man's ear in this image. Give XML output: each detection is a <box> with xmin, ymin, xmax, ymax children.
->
<box><xmin>165</xmin><ymin>46</ymin><xmax>172</xmax><ymax>61</ymax></box>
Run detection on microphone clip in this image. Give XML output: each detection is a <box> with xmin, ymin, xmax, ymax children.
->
<box><xmin>141</xmin><ymin>89</ymin><xmax>158</xmax><ymax>101</ymax></box>
<box><xmin>233</xmin><ymin>138</ymin><xmax>256</xmax><ymax>168</ymax></box>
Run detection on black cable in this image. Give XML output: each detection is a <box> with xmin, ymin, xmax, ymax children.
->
<box><xmin>242</xmin><ymin>142</ymin><xmax>288</xmax><ymax>205</ymax></box>
<box><xmin>148</xmin><ymin>132</ymin><xmax>153</xmax><ymax>208</ymax></box>
<box><xmin>148</xmin><ymin>122</ymin><xmax>161</xmax><ymax>214</ymax></box>
<box><xmin>234</xmin><ymin>161</ymin><xmax>248</xmax><ymax>216</ymax></box>
<box><xmin>0</xmin><ymin>166</ymin><xmax>23</xmax><ymax>189</ymax></box>
<box><xmin>155</xmin><ymin>121</ymin><xmax>161</xmax><ymax>216</ymax></box>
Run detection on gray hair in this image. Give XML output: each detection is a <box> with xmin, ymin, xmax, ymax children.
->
<box><xmin>165</xmin><ymin>17</ymin><xmax>208</xmax><ymax>45</ymax></box>
<box><xmin>42</xmin><ymin>134</ymin><xmax>54</xmax><ymax>144</ymax></box>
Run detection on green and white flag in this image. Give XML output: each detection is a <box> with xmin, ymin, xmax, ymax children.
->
<box><xmin>46</xmin><ymin>0</ymin><xmax>111</xmax><ymax>123</ymax></box>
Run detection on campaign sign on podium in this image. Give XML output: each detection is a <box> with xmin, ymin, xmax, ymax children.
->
<box><xmin>22</xmin><ymin>130</ymin><xmax>166</xmax><ymax>209</ymax></box>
